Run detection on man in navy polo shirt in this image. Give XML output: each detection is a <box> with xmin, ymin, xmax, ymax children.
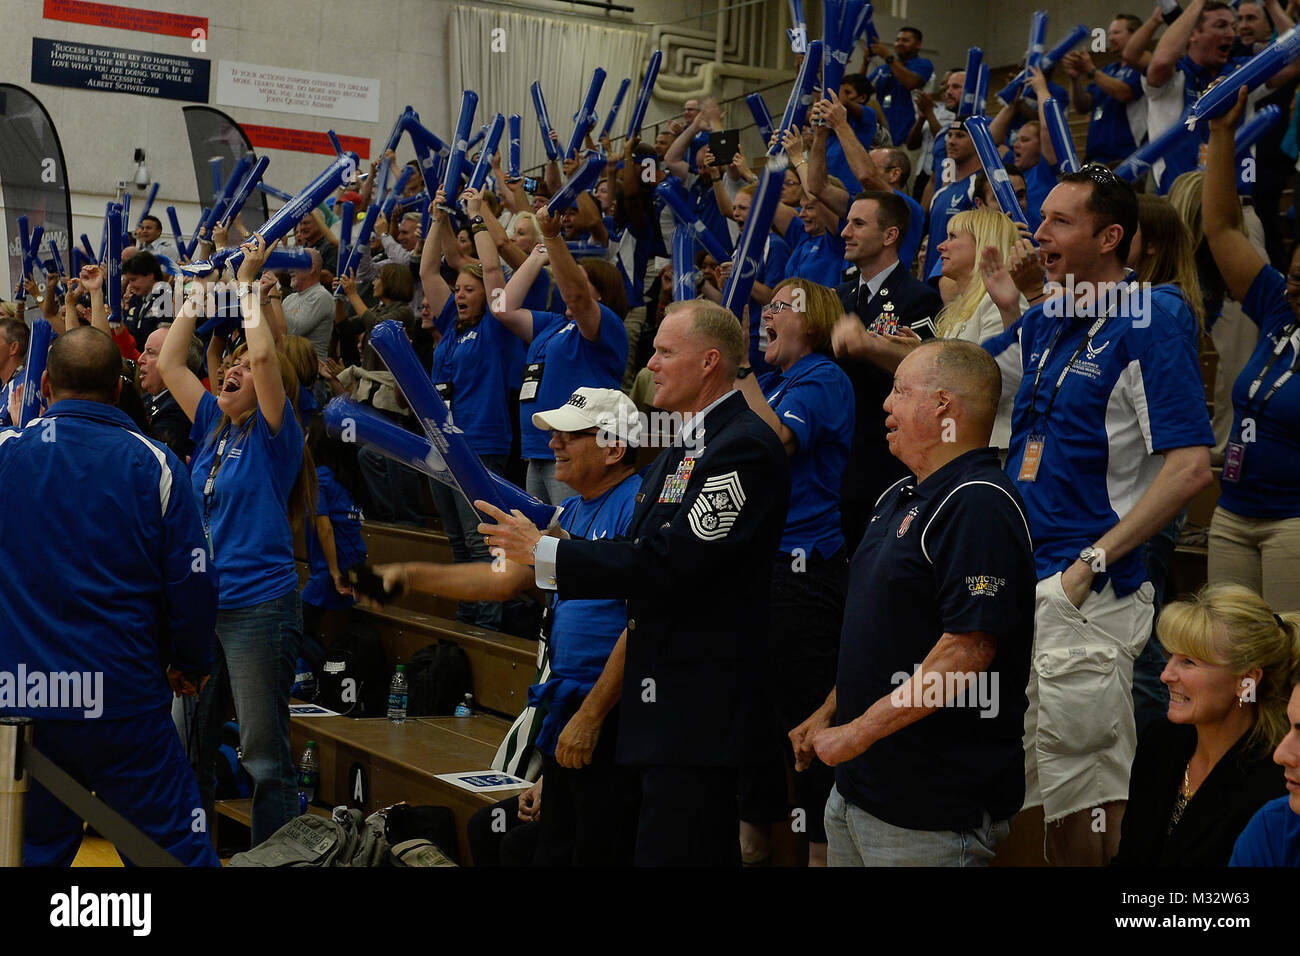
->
<box><xmin>868</xmin><ymin>27</ymin><xmax>935</xmax><ymax>148</ymax></box>
<box><xmin>1064</xmin><ymin>17</ymin><xmax>1147</xmax><ymax>165</ymax></box>
<box><xmin>984</xmin><ymin>165</ymin><xmax>1213</xmax><ymax>866</ymax></box>
<box><xmin>790</xmin><ymin>339</ymin><xmax>1035</xmax><ymax>866</ymax></box>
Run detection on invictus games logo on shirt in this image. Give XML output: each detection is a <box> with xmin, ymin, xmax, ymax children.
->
<box><xmin>966</xmin><ymin>575</ymin><xmax>1005</xmax><ymax>597</ymax></box>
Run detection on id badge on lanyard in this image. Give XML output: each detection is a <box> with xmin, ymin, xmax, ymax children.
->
<box><xmin>1019</xmin><ymin>434</ymin><xmax>1046</xmax><ymax>482</ymax></box>
<box><xmin>434</xmin><ymin>381</ymin><xmax>453</xmax><ymax>414</ymax></box>
<box><xmin>520</xmin><ymin>361</ymin><xmax>544</xmax><ymax>403</ymax></box>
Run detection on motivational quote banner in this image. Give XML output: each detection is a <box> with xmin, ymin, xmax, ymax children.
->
<box><xmin>30</xmin><ymin>37</ymin><xmax>209</xmax><ymax>102</ymax></box>
<box><xmin>217</xmin><ymin>60</ymin><xmax>380</xmax><ymax>123</ymax></box>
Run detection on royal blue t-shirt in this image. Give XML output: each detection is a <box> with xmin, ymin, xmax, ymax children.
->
<box><xmin>784</xmin><ymin>229</ymin><xmax>847</xmax><ymax>287</ymax></box>
<box><xmin>519</xmin><ymin>304</ymin><xmax>629</xmax><ymax>459</ymax></box>
<box><xmin>896</xmin><ymin>189</ymin><xmax>925</xmax><ymax>275</ymax></box>
<box><xmin>871</xmin><ymin>55</ymin><xmax>935</xmax><ymax>145</ymax></box>
<box><xmin>1229</xmin><ymin>796</ymin><xmax>1300</xmax><ymax>866</ymax></box>
<box><xmin>1085</xmin><ymin>62</ymin><xmax>1144</xmax><ymax>164</ymax></box>
<box><xmin>825</xmin><ymin>109</ymin><xmax>878</xmax><ymax>196</ymax></box>
<box><xmin>765</xmin><ymin>352</ymin><xmax>855</xmax><ymax>557</ymax></box>
<box><xmin>529</xmin><ymin>471</ymin><xmax>641</xmax><ymax>755</ymax></box>
<box><xmin>986</xmin><ymin>280</ymin><xmax>1214</xmax><ymax>594</ymax></box>
<box><xmin>430</xmin><ymin>306</ymin><xmax>515</xmax><ymax>456</ymax></box>
<box><xmin>1218</xmin><ymin>266</ymin><xmax>1300</xmax><ymax>519</ymax></box>
<box><xmin>924</xmin><ymin>174</ymin><xmax>975</xmax><ymax>279</ymax></box>
<box><xmin>190</xmin><ymin>390</ymin><xmax>303</xmax><ymax>609</ymax></box>
<box><xmin>303</xmin><ymin>466</ymin><xmax>366</xmax><ymax>610</ymax></box>
<box><xmin>1022</xmin><ymin>156</ymin><xmax>1058</xmax><ymax>226</ymax></box>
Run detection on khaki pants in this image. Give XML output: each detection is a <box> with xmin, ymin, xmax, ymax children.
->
<box><xmin>1208</xmin><ymin>506</ymin><xmax>1300</xmax><ymax>612</ymax></box>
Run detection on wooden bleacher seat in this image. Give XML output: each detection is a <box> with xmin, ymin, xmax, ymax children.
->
<box><xmin>286</xmin><ymin>714</ymin><xmax>528</xmax><ymax>865</ymax></box>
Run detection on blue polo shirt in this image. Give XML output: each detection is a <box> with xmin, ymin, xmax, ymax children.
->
<box><xmin>1218</xmin><ymin>266</ymin><xmax>1300</xmax><ymax>520</ymax></box>
<box><xmin>986</xmin><ymin>279</ymin><xmax>1214</xmax><ymax>595</ymax></box>
<box><xmin>825</xmin><ymin>109</ymin><xmax>879</xmax><ymax>196</ymax></box>
<box><xmin>924</xmin><ymin>174</ymin><xmax>975</xmax><ymax>279</ymax></box>
<box><xmin>519</xmin><ymin>304</ymin><xmax>628</xmax><ymax>459</ymax></box>
<box><xmin>784</xmin><ymin>229</ymin><xmax>847</xmax><ymax>287</ymax></box>
<box><xmin>1085</xmin><ymin>62</ymin><xmax>1144</xmax><ymax>164</ymax></box>
<box><xmin>430</xmin><ymin>304</ymin><xmax>515</xmax><ymax>456</ymax></box>
<box><xmin>190</xmin><ymin>390</ymin><xmax>303</xmax><ymax>610</ymax></box>
<box><xmin>871</xmin><ymin>55</ymin><xmax>935</xmax><ymax>146</ymax></box>
<box><xmin>834</xmin><ymin>448</ymin><xmax>1035</xmax><ymax>830</ymax></box>
<box><xmin>1153</xmin><ymin>55</ymin><xmax>1248</xmax><ymax>193</ymax></box>
<box><xmin>528</xmin><ymin>471</ymin><xmax>641</xmax><ymax>755</ymax></box>
<box><xmin>764</xmin><ymin>353</ymin><xmax>854</xmax><ymax>558</ymax></box>
<box><xmin>303</xmin><ymin>466</ymin><xmax>366</xmax><ymax>610</ymax></box>
<box><xmin>1230</xmin><ymin>797</ymin><xmax>1300</xmax><ymax>867</ymax></box>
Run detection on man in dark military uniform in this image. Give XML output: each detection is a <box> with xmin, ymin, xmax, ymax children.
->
<box><xmin>479</xmin><ymin>299</ymin><xmax>791</xmax><ymax>866</ymax></box>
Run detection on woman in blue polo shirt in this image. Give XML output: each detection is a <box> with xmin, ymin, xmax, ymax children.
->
<box><xmin>420</xmin><ymin>190</ymin><xmax>517</xmax><ymax>629</ymax></box>
<box><xmin>157</xmin><ymin>234</ymin><xmax>312</xmax><ymax>846</ymax></box>
<box><xmin>475</xmin><ymin>195</ymin><xmax>628</xmax><ymax>506</ymax></box>
<box><xmin>1203</xmin><ymin>95</ymin><xmax>1300</xmax><ymax>612</ymax></box>
<box><xmin>734</xmin><ymin>277</ymin><xmax>855</xmax><ymax>867</ymax></box>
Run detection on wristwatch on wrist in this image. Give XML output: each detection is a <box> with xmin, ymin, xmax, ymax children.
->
<box><xmin>1087</xmin><ymin>68</ymin><xmax>1097</xmax><ymax>79</ymax></box>
<box><xmin>885</xmin><ymin>55</ymin><xmax>896</xmax><ymax>64</ymax></box>
<box><xmin>737</xmin><ymin>366</ymin><xmax>754</xmax><ymax>379</ymax></box>
<box><xmin>1079</xmin><ymin>546</ymin><xmax>1101</xmax><ymax>569</ymax></box>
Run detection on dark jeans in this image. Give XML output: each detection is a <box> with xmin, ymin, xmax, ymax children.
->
<box><xmin>190</xmin><ymin>590</ymin><xmax>303</xmax><ymax>848</ymax></box>
<box><xmin>358</xmin><ymin>442</ymin><xmax>428</xmax><ymax>526</ymax></box>
<box><xmin>428</xmin><ymin>454</ymin><xmax>508</xmax><ymax>630</ymax></box>
<box><xmin>1133</xmin><ymin>510</ymin><xmax>1186</xmax><ymax>738</ymax></box>
<box><xmin>738</xmin><ymin>549</ymin><xmax>847</xmax><ymax>845</ymax></box>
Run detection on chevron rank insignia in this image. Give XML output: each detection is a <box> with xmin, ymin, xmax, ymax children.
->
<box><xmin>687</xmin><ymin>471</ymin><xmax>746</xmax><ymax>541</ymax></box>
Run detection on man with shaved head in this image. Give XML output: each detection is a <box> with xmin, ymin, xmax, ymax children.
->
<box><xmin>480</xmin><ymin>299</ymin><xmax>791</xmax><ymax>866</ymax></box>
<box><xmin>282</xmin><ymin>247</ymin><xmax>334</xmax><ymax>359</ymax></box>
<box><xmin>791</xmin><ymin>339</ymin><xmax>1035</xmax><ymax>866</ymax></box>
<box><xmin>0</xmin><ymin>325</ymin><xmax>218</xmax><ymax>866</ymax></box>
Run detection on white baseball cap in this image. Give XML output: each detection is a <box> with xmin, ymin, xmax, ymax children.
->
<box><xmin>531</xmin><ymin>387</ymin><xmax>642</xmax><ymax>447</ymax></box>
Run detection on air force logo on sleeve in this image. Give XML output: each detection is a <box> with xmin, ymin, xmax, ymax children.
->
<box><xmin>687</xmin><ymin>471</ymin><xmax>746</xmax><ymax>541</ymax></box>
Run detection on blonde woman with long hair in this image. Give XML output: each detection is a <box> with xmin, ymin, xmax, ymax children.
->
<box><xmin>1112</xmin><ymin>584</ymin><xmax>1299</xmax><ymax>866</ymax></box>
<box><xmin>934</xmin><ymin>209</ymin><xmax>1027</xmax><ymax>451</ymax></box>
<box><xmin>933</xmin><ymin>209</ymin><xmax>1026</xmax><ymax>343</ymax></box>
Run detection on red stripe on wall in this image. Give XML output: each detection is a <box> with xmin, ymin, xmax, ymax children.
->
<box><xmin>243</xmin><ymin>124</ymin><xmax>370</xmax><ymax>157</ymax></box>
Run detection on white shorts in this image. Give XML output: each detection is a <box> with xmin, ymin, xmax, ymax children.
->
<box><xmin>1022</xmin><ymin>571</ymin><xmax>1155</xmax><ymax>823</ymax></box>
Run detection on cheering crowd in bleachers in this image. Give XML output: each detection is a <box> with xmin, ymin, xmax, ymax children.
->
<box><xmin>3</xmin><ymin>0</ymin><xmax>1300</xmax><ymax>868</ymax></box>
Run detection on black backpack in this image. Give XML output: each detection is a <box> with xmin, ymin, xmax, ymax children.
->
<box><xmin>405</xmin><ymin>641</ymin><xmax>472</xmax><ymax>717</ymax></box>
<box><xmin>317</xmin><ymin>620</ymin><xmax>390</xmax><ymax>717</ymax></box>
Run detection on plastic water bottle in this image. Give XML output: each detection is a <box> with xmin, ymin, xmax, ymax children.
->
<box><xmin>298</xmin><ymin>741</ymin><xmax>319</xmax><ymax>804</ymax></box>
<box><xmin>454</xmin><ymin>693</ymin><xmax>474</xmax><ymax>717</ymax></box>
<box><xmin>388</xmin><ymin>665</ymin><xmax>408</xmax><ymax>723</ymax></box>
<box><xmin>291</xmin><ymin>657</ymin><xmax>317</xmax><ymax>701</ymax></box>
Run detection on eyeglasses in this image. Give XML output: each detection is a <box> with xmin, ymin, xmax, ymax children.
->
<box><xmin>761</xmin><ymin>301</ymin><xmax>799</xmax><ymax>317</ymax></box>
